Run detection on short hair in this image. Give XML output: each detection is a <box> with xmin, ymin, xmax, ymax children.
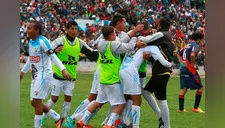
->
<box><xmin>159</xmin><ymin>17</ymin><xmax>171</xmax><ymax>31</ymax></box>
<box><xmin>29</xmin><ymin>20</ymin><xmax>42</xmax><ymax>35</ymax></box>
<box><xmin>140</xmin><ymin>21</ymin><xmax>150</xmax><ymax>30</ymax></box>
<box><xmin>110</xmin><ymin>13</ymin><xmax>125</xmax><ymax>27</ymax></box>
<box><xmin>66</xmin><ymin>21</ymin><xmax>78</xmax><ymax>29</ymax></box>
<box><xmin>191</xmin><ymin>31</ymin><xmax>204</xmax><ymax>40</ymax></box>
<box><xmin>102</xmin><ymin>26</ymin><xmax>114</xmax><ymax>39</ymax></box>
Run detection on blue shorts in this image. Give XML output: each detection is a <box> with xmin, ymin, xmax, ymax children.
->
<box><xmin>180</xmin><ymin>66</ymin><xmax>203</xmax><ymax>90</ymax></box>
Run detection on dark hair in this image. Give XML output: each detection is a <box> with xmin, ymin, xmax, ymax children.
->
<box><xmin>110</xmin><ymin>13</ymin><xmax>125</xmax><ymax>27</ymax></box>
<box><xmin>141</xmin><ymin>21</ymin><xmax>150</xmax><ymax>30</ymax></box>
<box><xmin>159</xmin><ymin>17</ymin><xmax>171</xmax><ymax>31</ymax></box>
<box><xmin>102</xmin><ymin>26</ymin><xmax>114</xmax><ymax>39</ymax></box>
<box><xmin>191</xmin><ymin>31</ymin><xmax>204</xmax><ymax>40</ymax></box>
<box><xmin>66</xmin><ymin>21</ymin><xmax>78</xmax><ymax>29</ymax></box>
<box><xmin>29</xmin><ymin>20</ymin><xmax>42</xmax><ymax>35</ymax></box>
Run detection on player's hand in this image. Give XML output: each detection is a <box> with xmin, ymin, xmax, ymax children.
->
<box><xmin>143</xmin><ymin>52</ymin><xmax>150</xmax><ymax>60</ymax></box>
<box><xmin>171</xmin><ymin>61</ymin><xmax>175</xmax><ymax>67</ymax></box>
<box><xmin>192</xmin><ymin>64</ymin><xmax>198</xmax><ymax>69</ymax></box>
<box><xmin>136</xmin><ymin>40</ymin><xmax>147</xmax><ymax>48</ymax></box>
<box><xmin>20</xmin><ymin>71</ymin><xmax>24</xmax><ymax>81</ymax></box>
<box><xmin>55</xmin><ymin>46</ymin><xmax>64</xmax><ymax>53</ymax></box>
<box><xmin>62</xmin><ymin>69</ymin><xmax>71</xmax><ymax>80</ymax></box>
<box><xmin>134</xmin><ymin>24</ymin><xmax>144</xmax><ymax>32</ymax></box>
<box><xmin>151</xmin><ymin>29</ymin><xmax>157</xmax><ymax>34</ymax></box>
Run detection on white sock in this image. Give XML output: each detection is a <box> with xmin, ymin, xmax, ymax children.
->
<box><xmin>71</xmin><ymin>98</ymin><xmax>90</xmax><ymax>119</ymax></box>
<box><xmin>46</xmin><ymin>98</ymin><xmax>55</xmax><ymax>109</ymax></box>
<box><xmin>158</xmin><ymin>100</ymin><xmax>170</xmax><ymax>128</ymax></box>
<box><xmin>62</xmin><ymin>101</ymin><xmax>71</xmax><ymax>118</ymax></box>
<box><xmin>81</xmin><ymin>110</ymin><xmax>92</xmax><ymax>125</ymax></box>
<box><xmin>46</xmin><ymin>109</ymin><xmax>60</xmax><ymax>121</ymax></box>
<box><xmin>142</xmin><ymin>90</ymin><xmax>161</xmax><ymax>118</ymax></box>
<box><xmin>122</xmin><ymin>100</ymin><xmax>132</xmax><ymax>125</ymax></box>
<box><xmin>72</xmin><ymin>100</ymin><xmax>95</xmax><ymax>121</ymax></box>
<box><xmin>139</xmin><ymin>77</ymin><xmax>146</xmax><ymax>88</ymax></box>
<box><xmin>87</xmin><ymin>107</ymin><xmax>100</xmax><ymax>123</ymax></box>
<box><xmin>107</xmin><ymin>113</ymin><xmax>119</xmax><ymax>126</ymax></box>
<box><xmin>132</xmin><ymin>105</ymin><xmax>140</xmax><ymax>128</ymax></box>
<box><xmin>102</xmin><ymin>105</ymin><xmax>116</xmax><ymax>125</ymax></box>
<box><xmin>34</xmin><ymin>115</ymin><xmax>43</xmax><ymax>128</ymax></box>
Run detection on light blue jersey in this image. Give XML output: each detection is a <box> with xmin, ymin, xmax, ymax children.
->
<box><xmin>29</xmin><ymin>35</ymin><xmax>53</xmax><ymax>79</ymax></box>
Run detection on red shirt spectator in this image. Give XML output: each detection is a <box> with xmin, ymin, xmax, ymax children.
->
<box><xmin>101</xmin><ymin>14</ymin><xmax>108</xmax><ymax>20</ymax></box>
<box><xmin>89</xmin><ymin>5</ymin><xmax>95</xmax><ymax>13</ymax></box>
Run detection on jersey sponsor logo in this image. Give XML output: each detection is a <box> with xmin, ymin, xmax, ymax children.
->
<box><xmin>30</xmin><ymin>56</ymin><xmax>41</xmax><ymax>63</ymax></box>
<box><xmin>62</xmin><ymin>55</ymin><xmax>77</xmax><ymax>65</ymax></box>
<box><xmin>100</xmin><ymin>54</ymin><xmax>113</xmax><ymax>64</ymax></box>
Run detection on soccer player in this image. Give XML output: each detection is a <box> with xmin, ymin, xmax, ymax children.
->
<box><xmin>66</xmin><ymin>13</ymin><xmax>144</xmax><ymax>127</ymax></box>
<box><xmin>121</xmin><ymin>22</ymin><xmax>165</xmax><ymax>127</ymax></box>
<box><xmin>120</xmin><ymin>36</ymin><xmax>173</xmax><ymax>128</ymax></box>
<box><xmin>75</xmin><ymin>26</ymin><xmax>146</xmax><ymax>128</ymax></box>
<box><xmin>43</xmin><ymin>21</ymin><xmax>98</xmax><ymax>126</ymax></box>
<box><xmin>177</xmin><ymin>31</ymin><xmax>205</xmax><ymax>113</ymax></box>
<box><xmin>20</xmin><ymin>20</ymin><xmax>70</xmax><ymax>128</ymax></box>
<box><xmin>139</xmin><ymin>17</ymin><xmax>175</xmax><ymax>128</ymax></box>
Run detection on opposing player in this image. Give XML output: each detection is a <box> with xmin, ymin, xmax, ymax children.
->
<box><xmin>20</xmin><ymin>20</ymin><xmax>70</xmax><ymax>128</ymax></box>
<box><xmin>177</xmin><ymin>31</ymin><xmax>205</xmax><ymax>113</ymax></box>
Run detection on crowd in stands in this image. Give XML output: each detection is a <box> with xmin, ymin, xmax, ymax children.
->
<box><xmin>20</xmin><ymin>0</ymin><xmax>205</xmax><ymax>69</ymax></box>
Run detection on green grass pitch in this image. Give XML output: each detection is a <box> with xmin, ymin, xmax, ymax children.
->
<box><xmin>20</xmin><ymin>72</ymin><xmax>205</xmax><ymax>128</ymax></box>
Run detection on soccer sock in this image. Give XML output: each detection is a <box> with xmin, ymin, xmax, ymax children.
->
<box><xmin>158</xmin><ymin>100</ymin><xmax>170</xmax><ymax>128</ymax></box>
<box><xmin>87</xmin><ymin>107</ymin><xmax>100</xmax><ymax>123</ymax></box>
<box><xmin>139</xmin><ymin>77</ymin><xmax>146</xmax><ymax>88</ymax></box>
<box><xmin>34</xmin><ymin>115</ymin><xmax>43</xmax><ymax>128</ymax></box>
<box><xmin>194</xmin><ymin>91</ymin><xmax>202</xmax><ymax>109</ymax></box>
<box><xmin>46</xmin><ymin>98</ymin><xmax>55</xmax><ymax>109</ymax></box>
<box><xmin>132</xmin><ymin>105</ymin><xmax>141</xmax><ymax>128</ymax></box>
<box><xmin>46</xmin><ymin>109</ymin><xmax>60</xmax><ymax>121</ymax></box>
<box><xmin>102</xmin><ymin>105</ymin><xmax>116</xmax><ymax>125</ymax></box>
<box><xmin>70</xmin><ymin>98</ymin><xmax>90</xmax><ymax>119</ymax></box>
<box><xmin>142</xmin><ymin>90</ymin><xmax>161</xmax><ymax>118</ymax></box>
<box><xmin>122</xmin><ymin>100</ymin><xmax>132</xmax><ymax>125</ymax></box>
<box><xmin>81</xmin><ymin>110</ymin><xmax>92</xmax><ymax>125</ymax></box>
<box><xmin>72</xmin><ymin>100</ymin><xmax>95</xmax><ymax>120</ymax></box>
<box><xmin>62</xmin><ymin>101</ymin><xmax>71</xmax><ymax>118</ymax></box>
<box><xmin>107</xmin><ymin>113</ymin><xmax>119</xmax><ymax>126</ymax></box>
<box><xmin>179</xmin><ymin>95</ymin><xmax>184</xmax><ymax>110</ymax></box>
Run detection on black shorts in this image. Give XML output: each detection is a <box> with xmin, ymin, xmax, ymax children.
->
<box><xmin>180</xmin><ymin>66</ymin><xmax>203</xmax><ymax>90</ymax></box>
<box><xmin>144</xmin><ymin>74</ymin><xmax>170</xmax><ymax>100</ymax></box>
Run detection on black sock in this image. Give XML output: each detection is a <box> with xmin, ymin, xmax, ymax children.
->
<box><xmin>179</xmin><ymin>95</ymin><xmax>184</xmax><ymax>110</ymax></box>
<box><xmin>194</xmin><ymin>91</ymin><xmax>202</xmax><ymax>109</ymax></box>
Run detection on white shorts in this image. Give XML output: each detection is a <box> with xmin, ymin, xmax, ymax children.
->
<box><xmin>120</xmin><ymin>70</ymin><xmax>141</xmax><ymax>95</ymax></box>
<box><xmin>30</xmin><ymin>77</ymin><xmax>52</xmax><ymax>101</ymax></box>
<box><xmin>51</xmin><ymin>78</ymin><xmax>75</xmax><ymax>96</ymax></box>
<box><xmin>96</xmin><ymin>83</ymin><xmax>126</xmax><ymax>106</ymax></box>
<box><xmin>90</xmin><ymin>66</ymin><xmax>100</xmax><ymax>94</ymax></box>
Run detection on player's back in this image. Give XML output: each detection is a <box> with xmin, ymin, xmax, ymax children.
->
<box><xmin>120</xmin><ymin>48</ymin><xmax>144</xmax><ymax>74</ymax></box>
<box><xmin>180</xmin><ymin>41</ymin><xmax>199</xmax><ymax>63</ymax></box>
<box><xmin>29</xmin><ymin>35</ymin><xmax>53</xmax><ymax>78</ymax></box>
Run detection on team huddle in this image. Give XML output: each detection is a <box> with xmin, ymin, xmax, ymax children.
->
<box><xmin>20</xmin><ymin>13</ymin><xmax>204</xmax><ymax>128</ymax></box>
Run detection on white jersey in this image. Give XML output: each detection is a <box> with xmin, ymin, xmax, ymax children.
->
<box><xmin>120</xmin><ymin>46</ymin><xmax>170</xmax><ymax>75</ymax></box>
<box><xmin>28</xmin><ymin>35</ymin><xmax>53</xmax><ymax>79</ymax></box>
